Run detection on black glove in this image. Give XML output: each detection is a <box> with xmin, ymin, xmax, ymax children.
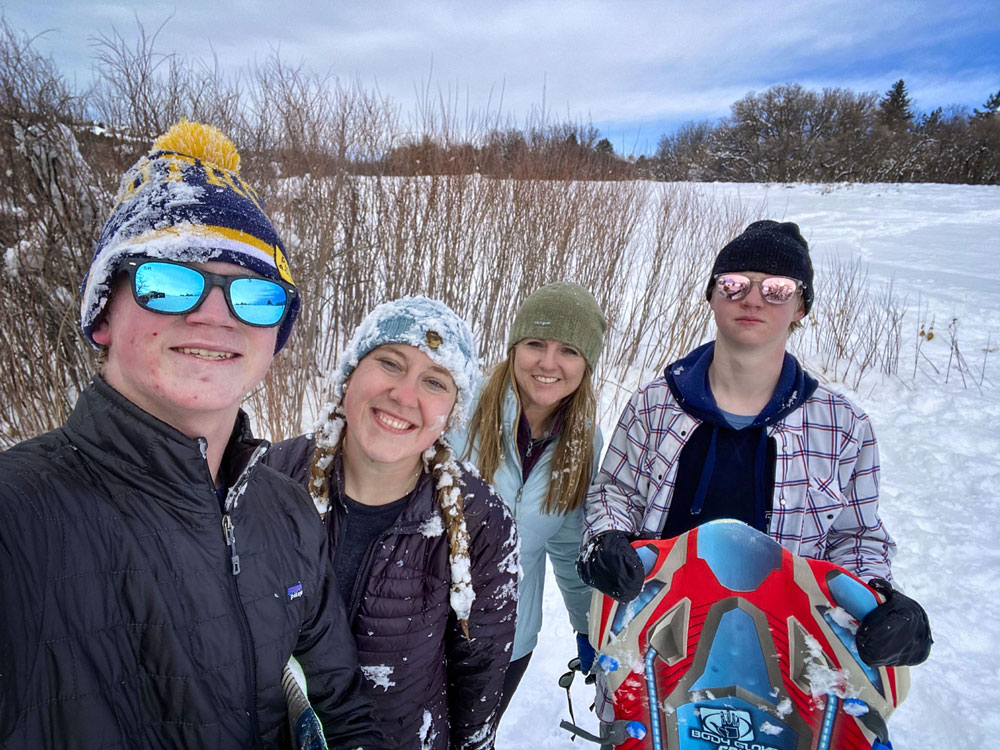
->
<box><xmin>577</xmin><ymin>531</ymin><xmax>644</xmax><ymax>603</ymax></box>
<box><xmin>856</xmin><ymin>578</ymin><xmax>933</xmax><ymax>667</ymax></box>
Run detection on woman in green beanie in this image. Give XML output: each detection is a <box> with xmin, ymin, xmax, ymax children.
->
<box><xmin>452</xmin><ymin>280</ymin><xmax>607</xmax><ymax>720</ymax></box>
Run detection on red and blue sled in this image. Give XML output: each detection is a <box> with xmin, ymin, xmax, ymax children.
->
<box><xmin>566</xmin><ymin>519</ymin><xmax>908</xmax><ymax>750</ymax></box>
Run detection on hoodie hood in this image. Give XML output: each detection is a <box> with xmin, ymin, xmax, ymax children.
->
<box><xmin>665</xmin><ymin>341</ymin><xmax>818</xmax><ymax>428</ymax></box>
<box><xmin>663</xmin><ymin>341</ymin><xmax>819</xmax><ymax>533</ymax></box>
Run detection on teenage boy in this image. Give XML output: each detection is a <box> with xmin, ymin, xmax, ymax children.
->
<box><xmin>0</xmin><ymin>121</ymin><xmax>380</xmax><ymax>749</ymax></box>
<box><xmin>578</xmin><ymin>220</ymin><xmax>931</xmax><ymax>669</ymax></box>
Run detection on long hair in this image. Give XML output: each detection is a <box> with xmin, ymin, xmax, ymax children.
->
<box><xmin>464</xmin><ymin>354</ymin><xmax>597</xmax><ymax>515</ymax></box>
<box><xmin>308</xmin><ymin>400</ymin><xmax>474</xmax><ymax>636</ymax></box>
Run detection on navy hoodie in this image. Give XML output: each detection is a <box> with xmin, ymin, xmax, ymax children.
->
<box><xmin>661</xmin><ymin>342</ymin><xmax>818</xmax><ymax>538</ymax></box>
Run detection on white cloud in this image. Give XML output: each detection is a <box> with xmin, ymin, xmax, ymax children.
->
<box><xmin>4</xmin><ymin>0</ymin><xmax>997</xmax><ymax>145</ymax></box>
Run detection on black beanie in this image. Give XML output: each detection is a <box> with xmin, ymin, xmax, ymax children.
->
<box><xmin>705</xmin><ymin>220</ymin><xmax>814</xmax><ymax>313</ymax></box>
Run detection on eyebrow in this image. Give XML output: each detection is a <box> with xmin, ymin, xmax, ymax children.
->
<box><xmin>381</xmin><ymin>344</ymin><xmax>455</xmax><ymax>379</ymax></box>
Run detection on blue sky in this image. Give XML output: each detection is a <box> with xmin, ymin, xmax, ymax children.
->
<box><xmin>4</xmin><ymin>0</ymin><xmax>998</xmax><ymax>155</ymax></box>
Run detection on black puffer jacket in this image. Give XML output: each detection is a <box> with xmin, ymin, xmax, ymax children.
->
<box><xmin>266</xmin><ymin>437</ymin><xmax>519</xmax><ymax>750</ymax></box>
<box><xmin>0</xmin><ymin>378</ymin><xmax>380</xmax><ymax>750</ymax></box>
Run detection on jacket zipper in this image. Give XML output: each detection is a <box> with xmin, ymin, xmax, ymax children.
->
<box><xmin>507</xmin><ymin>422</ymin><xmax>528</xmax><ymax>522</ymax></box>
<box><xmin>222</xmin><ymin>514</ymin><xmax>240</xmax><ymax>574</ymax></box>
<box><xmin>217</xmin><ymin>442</ymin><xmax>269</xmax><ymax>746</ymax></box>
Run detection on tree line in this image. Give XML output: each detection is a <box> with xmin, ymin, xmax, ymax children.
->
<box><xmin>1</xmin><ymin>15</ymin><xmax>997</xmax><ymax>184</ymax></box>
<box><xmin>649</xmin><ymin>81</ymin><xmax>1000</xmax><ymax>185</ymax></box>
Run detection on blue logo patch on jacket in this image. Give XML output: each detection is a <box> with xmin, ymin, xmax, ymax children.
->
<box><xmin>287</xmin><ymin>582</ymin><xmax>303</xmax><ymax>600</ymax></box>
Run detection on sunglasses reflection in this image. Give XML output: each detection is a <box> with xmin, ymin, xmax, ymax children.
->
<box><xmin>123</xmin><ymin>257</ymin><xmax>295</xmax><ymax>327</ymax></box>
<box><xmin>715</xmin><ymin>273</ymin><xmax>803</xmax><ymax>305</ymax></box>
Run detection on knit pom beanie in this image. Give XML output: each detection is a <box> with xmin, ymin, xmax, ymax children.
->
<box><xmin>80</xmin><ymin>119</ymin><xmax>298</xmax><ymax>352</ymax></box>
<box><xmin>334</xmin><ymin>296</ymin><xmax>481</xmax><ymax>427</ymax></box>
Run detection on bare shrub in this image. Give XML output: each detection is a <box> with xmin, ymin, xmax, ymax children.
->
<box><xmin>794</xmin><ymin>255</ymin><xmax>906</xmax><ymax>389</ymax></box>
<box><xmin>0</xmin><ymin>16</ymin><xmax>926</xmax><ymax>450</ymax></box>
<box><xmin>0</xmin><ymin>18</ymin><xmax>104</xmax><ymax>444</ymax></box>
<box><xmin>603</xmin><ymin>185</ymin><xmax>760</xmax><ymax>400</ymax></box>
<box><xmin>91</xmin><ymin>18</ymin><xmax>192</xmax><ymax>140</ymax></box>
<box><xmin>246</xmin><ymin>173</ymin><xmax>659</xmax><ymax>437</ymax></box>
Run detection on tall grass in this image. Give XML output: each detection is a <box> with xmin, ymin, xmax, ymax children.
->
<box><xmin>0</xmin><ymin>17</ymin><xmax>921</xmax><ymax>446</ymax></box>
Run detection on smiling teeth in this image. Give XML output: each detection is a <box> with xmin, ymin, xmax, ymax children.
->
<box><xmin>534</xmin><ymin>376</ymin><xmax>558</xmax><ymax>384</ymax></box>
<box><xmin>177</xmin><ymin>347</ymin><xmax>235</xmax><ymax>360</ymax></box>
<box><xmin>376</xmin><ymin>411</ymin><xmax>412</xmax><ymax>430</ymax></box>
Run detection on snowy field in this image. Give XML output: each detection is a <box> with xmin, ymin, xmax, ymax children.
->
<box><xmin>497</xmin><ymin>182</ymin><xmax>1000</xmax><ymax>749</ymax></box>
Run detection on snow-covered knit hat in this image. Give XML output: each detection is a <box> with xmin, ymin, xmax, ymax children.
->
<box><xmin>706</xmin><ymin>220</ymin><xmax>814</xmax><ymax>314</ymax></box>
<box><xmin>334</xmin><ymin>296</ymin><xmax>481</xmax><ymax>426</ymax></box>
<box><xmin>80</xmin><ymin>119</ymin><xmax>299</xmax><ymax>352</ymax></box>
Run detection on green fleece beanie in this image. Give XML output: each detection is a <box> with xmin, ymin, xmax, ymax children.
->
<box><xmin>506</xmin><ymin>281</ymin><xmax>607</xmax><ymax>371</ymax></box>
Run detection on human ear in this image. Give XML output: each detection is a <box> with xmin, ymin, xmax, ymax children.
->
<box><xmin>793</xmin><ymin>300</ymin><xmax>806</xmax><ymax>322</ymax></box>
<box><xmin>92</xmin><ymin>315</ymin><xmax>112</xmax><ymax>346</ymax></box>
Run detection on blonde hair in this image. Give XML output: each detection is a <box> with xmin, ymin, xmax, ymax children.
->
<box><xmin>789</xmin><ymin>295</ymin><xmax>808</xmax><ymax>333</ymax></box>
<box><xmin>463</xmin><ymin>355</ymin><xmax>596</xmax><ymax>515</ymax></box>
<box><xmin>308</xmin><ymin>401</ymin><xmax>474</xmax><ymax>637</ymax></box>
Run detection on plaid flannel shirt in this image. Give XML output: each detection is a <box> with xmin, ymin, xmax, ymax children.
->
<box><xmin>583</xmin><ymin>375</ymin><xmax>895</xmax><ymax>581</ymax></box>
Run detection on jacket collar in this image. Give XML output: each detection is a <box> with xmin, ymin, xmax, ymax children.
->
<box><xmin>502</xmin><ymin>381</ymin><xmax>568</xmax><ymax>446</ymax></box>
<box><xmin>329</xmin><ymin>451</ymin><xmax>440</xmax><ymax>532</ymax></box>
<box><xmin>63</xmin><ymin>377</ymin><xmax>266</xmax><ymax>513</ymax></box>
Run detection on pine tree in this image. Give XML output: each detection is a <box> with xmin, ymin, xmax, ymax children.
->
<box><xmin>974</xmin><ymin>89</ymin><xmax>1000</xmax><ymax>118</ymax></box>
<box><xmin>879</xmin><ymin>79</ymin><xmax>914</xmax><ymax>129</ymax></box>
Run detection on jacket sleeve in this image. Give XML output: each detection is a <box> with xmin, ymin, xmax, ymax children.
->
<box><xmin>294</xmin><ymin>519</ymin><xmax>385</xmax><ymax>750</ymax></box>
<box><xmin>446</xmin><ymin>483</ymin><xmax>519</xmax><ymax>750</ymax></box>
<box><xmin>826</xmin><ymin>409</ymin><xmax>896</xmax><ymax>581</ymax></box>
<box><xmin>583</xmin><ymin>392</ymin><xmax>651</xmax><ymax>545</ymax></box>
<box><xmin>545</xmin><ymin>507</ymin><xmax>592</xmax><ymax>634</ymax></box>
<box><xmin>0</xmin><ymin>483</ymin><xmax>44</xmax><ymax>742</ymax></box>
<box><xmin>545</xmin><ymin>425</ymin><xmax>603</xmax><ymax>635</ymax></box>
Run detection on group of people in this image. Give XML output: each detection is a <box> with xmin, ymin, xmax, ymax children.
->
<box><xmin>0</xmin><ymin>121</ymin><xmax>932</xmax><ymax>750</ymax></box>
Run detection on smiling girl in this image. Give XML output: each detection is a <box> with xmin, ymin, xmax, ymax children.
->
<box><xmin>265</xmin><ymin>296</ymin><xmax>518</xmax><ymax>750</ymax></box>
<box><xmin>452</xmin><ymin>281</ymin><xmax>607</xmax><ymax>719</ymax></box>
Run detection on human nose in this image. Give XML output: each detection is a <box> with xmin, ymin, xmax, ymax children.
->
<box><xmin>740</xmin><ymin>281</ymin><xmax>766</xmax><ymax>306</ymax></box>
<box><xmin>185</xmin><ymin>285</ymin><xmax>236</xmax><ymax>326</ymax></box>
<box><xmin>538</xmin><ymin>343</ymin><xmax>559</xmax><ymax>370</ymax></box>
<box><xmin>389</xmin><ymin>374</ymin><xmax>420</xmax><ymax>407</ymax></box>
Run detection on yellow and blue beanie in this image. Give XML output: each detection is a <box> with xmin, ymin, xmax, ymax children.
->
<box><xmin>80</xmin><ymin>119</ymin><xmax>299</xmax><ymax>352</ymax></box>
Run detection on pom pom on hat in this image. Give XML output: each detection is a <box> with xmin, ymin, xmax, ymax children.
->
<box><xmin>152</xmin><ymin>118</ymin><xmax>241</xmax><ymax>172</ymax></box>
<box><xmin>80</xmin><ymin>119</ymin><xmax>299</xmax><ymax>352</ymax></box>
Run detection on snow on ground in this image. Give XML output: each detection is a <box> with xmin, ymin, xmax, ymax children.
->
<box><xmin>498</xmin><ymin>182</ymin><xmax>1000</xmax><ymax>748</ymax></box>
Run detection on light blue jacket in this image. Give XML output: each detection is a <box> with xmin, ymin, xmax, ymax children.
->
<box><xmin>451</xmin><ymin>385</ymin><xmax>602</xmax><ymax>661</ymax></box>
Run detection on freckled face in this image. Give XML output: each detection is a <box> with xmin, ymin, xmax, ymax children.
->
<box><xmin>91</xmin><ymin>261</ymin><xmax>277</xmax><ymax>432</ymax></box>
<box><xmin>512</xmin><ymin>338</ymin><xmax>587</xmax><ymax>420</ymax></box>
<box><xmin>341</xmin><ymin>344</ymin><xmax>457</xmax><ymax>472</ymax></box>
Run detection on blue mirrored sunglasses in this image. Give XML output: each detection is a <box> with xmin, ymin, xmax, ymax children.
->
<box><xmin>120</xmin><ymin>257</ymin><xmax>297</xmax><ymax>328</ymax></box>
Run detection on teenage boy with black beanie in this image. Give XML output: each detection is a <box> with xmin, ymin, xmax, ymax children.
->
<box><xmin>578</xmin><ymin>220</ymin><xmax>932</xmax><ymax>672</ymax></box>
<box><xmin>0</xmin><ymin>121</ymin><xmax>381</xmax><ymax>749</ymax></box>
